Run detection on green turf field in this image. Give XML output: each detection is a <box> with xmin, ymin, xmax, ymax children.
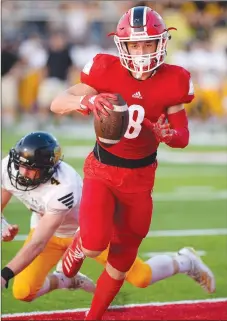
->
<box><xmin>1</xmin><ymin>131</ymin><xmax>227</xmax><ymax>314</ymax></box>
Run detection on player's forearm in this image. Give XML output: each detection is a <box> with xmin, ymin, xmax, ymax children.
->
<box><xmin>50</xmin><ymin>83</ymin><xmax>98</xmax><ymax>115</ymax></box>
<box><xmin>50</xmin><ymin>92</ymin><xmax>83</xmax><ymax>115</ymax></box>
<box><xmin>166</xmin><ymin>109</ymin><xmax>189</xmax><ymax>148</ymax></box>
<box><xmin>6</xmin><ymin>240</ymin><xmax>46</xmax><ymax>276</ymax></box>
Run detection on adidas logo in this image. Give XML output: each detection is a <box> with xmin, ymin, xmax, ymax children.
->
<box><xmin>132</xmin><ymin>91</ymin><xmax>143</xmax><ymax>99</ymax></box>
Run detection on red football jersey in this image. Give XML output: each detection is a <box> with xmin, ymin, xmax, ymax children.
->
<box><xmin>81</xmin><ymin>54</ymin><xmax>194</xmax><ymax>159</ymax></box>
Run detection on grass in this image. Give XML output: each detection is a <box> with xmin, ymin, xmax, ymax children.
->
<box><xmin>1</xmin><ymin>130</ymin><xmax>227</xmax><ymax>314</ymax></box>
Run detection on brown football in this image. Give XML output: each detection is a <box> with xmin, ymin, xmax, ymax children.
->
<box><xmin>94</xmin><ymin>93</ymin><xmax>129</xmax><ymax>146</ymax></box>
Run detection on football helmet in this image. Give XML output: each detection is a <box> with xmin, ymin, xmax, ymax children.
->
<box><xmin>109</xmin><ymin>6</ymin><xmax>176</xmax><ymax>74</ymax></box>
<box><xmin>7</xmin><ymin>131</ymin><xmax>62</xmax><ymax>191</ymax></box>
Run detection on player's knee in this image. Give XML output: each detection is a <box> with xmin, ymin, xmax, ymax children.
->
<box><xmin>108</xmin><ymin>244</ymin><xmax>138</xmax><ymax>272</ymax></box>
<box><xmin>126</xmin><ymin>260</ymin><xmax>152</xmax><ymax>288</ymax></box>
<box><xmin>82</xmin><ymin>248</ymin><xmax>102</xmax><ymax>258</ymax></box>
<box><xmin>12</xmin><ymin>282</ymin><xmax>35</xmax><ymax>302</ymax></box>
<box><xmin>106</xmin><ymin>262</ymin><xmax>126</xmax><ymax>280</ymax></box>
<box><xmin>81</xmin><ymin>235</ymin><xmax>109</xmax><ymax>256</ymax></box>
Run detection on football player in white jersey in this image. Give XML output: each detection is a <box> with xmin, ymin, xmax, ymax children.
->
<box><xmin>1</xmin><ymin>131</ymin><xmax>95</xmax><ymax>301</ymax></box>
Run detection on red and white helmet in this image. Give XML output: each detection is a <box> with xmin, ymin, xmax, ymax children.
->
<box><xmin>109</xmin><ymin>6</ymin><xmax>175</xmax><ymax>74</ymax></box>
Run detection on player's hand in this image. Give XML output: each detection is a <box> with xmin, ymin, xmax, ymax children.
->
<box><xmin>2</xmin><ymin>224</ymin><xmax>19</xmax><ymax>242</ymax></box>
<box><xmin>143</xmin><ymin>114</ymin><xmax>175</xmax><ymax>143</ymax></box>
<box><xmin>80</xmin><ymin>93</ymin><xmax>117</xmax><ymax>120</ymax></box>
<box><xmin>1</xmin><ymin>276</ymin><xmax>7</xmax><ymax>289</ymax></box>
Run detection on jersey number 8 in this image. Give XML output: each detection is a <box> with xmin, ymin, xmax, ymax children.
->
<box><xmin>124</xmin><ymin>105</ymin><xmax>145</xmax><ymax>139</ymax></box>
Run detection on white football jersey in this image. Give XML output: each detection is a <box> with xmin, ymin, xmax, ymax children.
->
<box><xmin>1</xmin><ymin>156</ymin><xmax>82</xmax><ymax>237</ymax></box>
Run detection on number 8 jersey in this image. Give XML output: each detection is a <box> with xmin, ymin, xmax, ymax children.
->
<box><xmin>81</xmin><ymin>53</ymin><xmax>194</xmax><ymax>159</ymax></box>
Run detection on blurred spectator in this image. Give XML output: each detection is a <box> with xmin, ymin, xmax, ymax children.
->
<box><xmin>1</xmin><ymin>0</ymin><xmax>227</xmax><ymax>128</ymax></box>
<box><xmin>1</xmin><ymin>39</ymin><xmax>23</xmax><ymax>127</ymax></box>
<box><xmin>17</xmin><ymin>32</ymin><xmax>47</xmax><ymax>115</ymax></box>
<box><xmin>37</xmin><ymin>31</ymin><xmax>75</xmax><ymax>128</ymax></box>
<box><xmin>60</xmin><ymin>2</ymin><xmax>88</xmax><ymax>43</ymax></box>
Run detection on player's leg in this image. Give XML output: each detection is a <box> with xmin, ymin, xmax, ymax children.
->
<box><xmin>91</xmin><ymin>214</ymin><xmax>215</xmax><ymax>292</ymax></box>
<box><xmin>62</xmin><ymin>178</ymin><xmax>116</xmax><ymax>278</ymax></box>
<box><xmin>126</xmin><ymin>249</ymin><xmax>215</xmax><ymax>293</ymax></box>
<box><xmin>93</xmin><ymin>249</ymin><xmax>215</xmax><ymax>293</ymax></box>
<box><xmin>12</xmin><ymin>231</ymin><xmax>95</xmax><ymax>302</ymax></box>
<box><xmin>94</xmin><ymin>247</ymin><xmax>152</xmax><ymax>288</ymax></box>
<box><xmin>120</xmin><ymin>190</ymin><xmax>215</xmax><ymax>292</ymax></box>
<box><xmin>85</xmin><ymin>190</ymin><xmax>153</xmax><ymax>320</ymax></box>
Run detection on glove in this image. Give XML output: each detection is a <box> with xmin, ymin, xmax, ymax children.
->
<box><xmin>1</xmin><ymin>216</ymin><xmax>19</xmax><ymax>242</ymax></box>
<box><xmin>80</xmin><ymin>93</ymin><xmax>117</xmax><ymax>120</ymax></box>
<box><xmin>143</xmin><ymin>114</ymin><xmax>175</xmax><ymax>144</ymax></box>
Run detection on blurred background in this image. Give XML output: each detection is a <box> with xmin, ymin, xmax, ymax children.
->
<box><xmin>2</xmin><ymin>0</ymin><xmax>227</xmax><ymax>141</ymax></box>
<box><xmin>1</xmin><ymin>1</ymin><xmax>227</xmax><ymax>315</ymax></box>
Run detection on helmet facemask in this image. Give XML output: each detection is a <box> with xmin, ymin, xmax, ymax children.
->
<box><xmin>7</xmin><ymin>148</ymin><xmax>58</xmax><ymax>191</ymax></box>
<box><xmin>114</xmin><ymin>31</ymin><xmax>169</xmax><ymax>77</ymax></box>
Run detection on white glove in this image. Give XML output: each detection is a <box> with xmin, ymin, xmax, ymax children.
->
<box><xmin>1</xmin><ymin>216</ymin><xmax>19</xmax><ymax>242</ymax></box>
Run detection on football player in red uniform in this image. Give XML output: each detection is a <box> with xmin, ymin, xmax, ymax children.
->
<box><xmin>51</xmin><ymin>6</ymin><xmax>215</xmax><ymax>320</ymax></box>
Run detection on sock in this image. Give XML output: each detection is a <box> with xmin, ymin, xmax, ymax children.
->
<box><xmin>85</xmin><ymin>269</ymin><xmax>124</xmax><ymax>320</ymax></box>
<box><xmin>34</xmin><ymin>272</ymin><xmax>73</xmax><ymax>300</ymax></box>
<box><xmin>34</xmin><ymin>277</ymin><xmax>51</xmax><ymax>299</ymax></box>
<box><xmin>173</xmin><ymin>254</ymin><xmax>192</xmax><ymax>273</ymax></box>
<box><xmin>146</xmin><ymin>254</ymin><xmax>192</xmax><ymax>285</ymax></box>
<box><xmin>146</xmin><ymin>255</ymin><xmax>175</xmax><ymax>284</ymax></box>
<box><xmin>52</xmin><ymin>271</ymin><xmax>73</xmax><ymax>289</ymax></box>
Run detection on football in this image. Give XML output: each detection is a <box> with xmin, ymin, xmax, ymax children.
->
<box><xmin>94</xmin><ymin>93</ymin><xmax>129</xmax><ymax>146</ymax></box>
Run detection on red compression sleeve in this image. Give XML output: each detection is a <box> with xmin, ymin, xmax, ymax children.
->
<box><xmin>167</xmin><ymin>109</ymin><xmax>189</xmax><ymax>148</ymax></box>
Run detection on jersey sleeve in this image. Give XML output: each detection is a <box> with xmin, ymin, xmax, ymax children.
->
<box><xmin>165</xmin><ymin>66</ymin><xmax>195</xmax><ymax>107</ymax></box>
<box><xmin>174</xmin><ymin>67</ymin><xmax>194</xmax><ymax>105</ymax></box>
<box><xmin>80</xmin><ymin>54</ymin><xmax>111</xmax><ymax>92</ymax></box>
<box><xmin>1</xmin><ymin>156</ymin><xmax>9</xmax><ymax>190</ymax></box>
<box><xmin>46</xmin><ymin>184</ymin><xmax>80</xmax><ymax>216</ymax></box>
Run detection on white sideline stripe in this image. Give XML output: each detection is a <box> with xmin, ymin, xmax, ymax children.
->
<box><xmin>147</xmin><ymin>228</ymin><xmax>227</xmax><ymax>237</ymax></box>
<box><xmin>13</xmin><ymin>228</ymin><xmax>227</xmax><ymax>241</ymax></box>
<box><xmin>9</xmin><ymin>190</ymin><xmax>227</xmax><ymax>204</ymax></box>
<box><xmin>62</xmin><ymin>146</ymin><xmax>227</xmax><ymax>165</ymax></box>
<box><xmin>2</xmin><ymin>298</ymin><xmax>227</xmax><ymax>317</ymax></box>
<box><xmin>143</xmin><ymin>250</ymin><xmax>206</xmax><ymax>257</ymax></box>
<box><xmin>154</xmin><ymin>190</ymin><xmax>227</xmax><ymax>201</ymax></box>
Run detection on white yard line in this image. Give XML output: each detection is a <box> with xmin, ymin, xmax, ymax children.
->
<box><xmin>147</xmin><ymin>228</ymin><xmax>227</xmax><ymax>237</ymax></box>
<box><xmin>143</xmin><ymin>250</ymin><xmax>206</xmax><ymax>257</ymax></box>
<box><xmin>2</xmin><ymin>298</ymin><xmax>227</xmax><ymax>317</ymax></box>
<box><xmin>154</xmin><ymin>190</ymin><xmax>227</xmax><ymax>201</ymax></box>
<box><xmin>13</xmin><ymin>228</ymin><xmax>227</xmax><ymax>241</ymax></box>
<box><xmin>62</xmin><ymin>146</ymin><xmax>227</xmax><ymax>165</ymax></box>
<box><xmin>9</xmin><ymin>189</ymin><xmax>227</xmax><ymax>205</ymax></box>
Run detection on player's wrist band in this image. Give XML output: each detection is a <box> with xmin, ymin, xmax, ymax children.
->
<box><xmin>1</xmin><ymin>267</ymin><xmax>15</xmax><ymax>288</ymax></box>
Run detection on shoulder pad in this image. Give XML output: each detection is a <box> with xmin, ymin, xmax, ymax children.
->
<box><xmin>81</xmin><ymin>54</ymin><xmax>119</xmax><ymax>90</ymax></box>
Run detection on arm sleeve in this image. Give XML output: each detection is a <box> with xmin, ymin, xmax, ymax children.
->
<box><xmin>166</xmin><ymin>109</ymin><xmax>189</xmax><ymax>148</ymax></box>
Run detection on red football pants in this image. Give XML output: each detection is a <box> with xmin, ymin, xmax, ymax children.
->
<box><xmin>79</xmin><ymin>178</ymin><xmax>153</xmax><ymax>272</ymax></box>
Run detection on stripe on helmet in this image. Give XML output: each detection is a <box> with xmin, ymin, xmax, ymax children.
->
<box><xmin>131</xmin><ymin>6</ymin><xmax>145</xmax><ymax>32</ymax></box>
<box><xmin>143</xmin><ymin>6</ymin><xmax>148</xmax><ymax>32</ymax></box>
